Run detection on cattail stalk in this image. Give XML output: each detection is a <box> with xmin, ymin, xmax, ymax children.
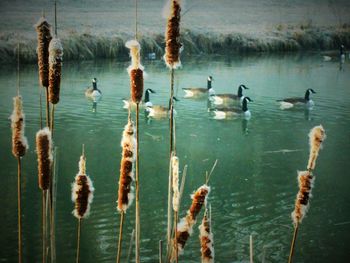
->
<box><xmin>72</xmin><ymin>151</ymin><xmax>94</xmax><ymax>263</ymax></box>
<box><xmin>199</xmin><ymin>210</ymin><xmax>214</xmax><ymax>263</ymax></box>
<box><xmin>116</xmin><ymin>121</ymin><xmax>136</xmax><ymax>262</ymax></box>
<box><xmin>48</xmin><ymin>37</ymin><xmax>63</xmax><ymax>105</ymax></box>
<box><xmin>35</xmin><ymin>17</ymin><xmax>52</xmax><ymax>88</ymax></box>
<box><xmin>11</xmin><ymin>96</ymin><xmax>28</xmax><ymax>256</ymax></box>
<box><xmin>171</xmin><ymin>155</ymin><xmax>179</xmax><ymax>262</ymax></box>
<box><xmin>164</xmin><ymin>0</ymin><xmax>182</xmax><ymax>69</ymax></box>
<box><xmin>36</xmin><ymin>127</ymin><xmax>52</xmax><ymax>263</ymax></box>
<box><xmin>307</xmin><ymin>125</ymin><xmax>326</xmax><ymax>171</ymax></box>
<box><xmin>288</xmin><ymin>125</ymin><xmax>326</xmax><ymax>263</ymax></box>
<box><xmin>126</xmin><ymin>229</ymin><xmax>136</xmax><ymax>263</ymax></box>
<box><xmin>175</xmin><ymin>184</ymin><xmax>210</xmax><ymax>257</ymax></box>
<box><xmin>250</xmin><ymin>235</ymin><xmax>253</xmax><ymax>263</ymax></box>
<box><xmin>159</xmin><ymin>240</ymin><xmax>163</xmax><ymax>263</ymax></box>
<box><xmin>36</xmin><ymin>128</ymin><xmax>53</xmax><ymax>191</ymax></box>
<box><xmin>35</xmin><ymin>17</ymin><xmax>52</xmax><ymax>128</ymax></box>
<box><xmin>126</xmin><ymin>40</ymin><xmax>144</xmax><ymax>104</ymax></box>
<box><xmin>165</xmin><ymin>2</ymin><xmax>182</xmax><ymax>254</ymax></box>
<box><xmin>11</xmin><ymin>96</ymin><xmax>29</xmax><ymax>158</ymax></box>
<box><xmin>135</xmin><ymin>105</ymin><xmax>141</xmax><ymax>263</ymax></box>
<box><xmin>125</xmin><ymin>37</ymin><xmax>143</xmax><ymax>263</ymax></box>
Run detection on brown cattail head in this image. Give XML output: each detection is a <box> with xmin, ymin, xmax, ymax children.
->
<box><xmin>176</xmin><ymin>184</ymin><xmax>210</xmax><ymax>254</ymax></box>
<box><xmin>48</xmin><ymin>37</ymin><xmax>63</xmax><ymax>104</ymax></box>
<box><xmin>164</xmin><ymin>0</ymin><xmax>182</xmax><ymax>69</ymax></box>
<box><xmin>72</xmin><ymin>155</ymin><xmax>94</xmax><ymax>219</ymax></box>
<box><xmin>126</xmin><ymin>40</ymin><xmax>144</xmax><ymax>103</ymax></box>
<box><xmin>291</xmin><ymin>170</ymin><xmax>315</xmax><ymax>225</ymax></box>
<box><xmin>11</xmin><ymin>96</ymin><xmax>29</xmax><ymax>158</ymax></box>
<box><xmin>189</xmin><ymin>184</ymin><xmax>210</xmax><ymax>220</ymax></box>
<box><xmin>117</xmin><ymin>121</ymin><xmax>136</xmax><ymax>212</ymax></box>
<box><xmin>199</xmin><ymin>211</ymin><xmax>214</xmax><ymax>263</ymax></box>
<box><xmin>35</xmin><ymin>17</ymin><xmax>52</xmax><ymax>88</ymax></box>
<box><xmin>172</xmin><ymin>155</ymin><xmax>180</xmax><ymax>212</ymax></box>
<box><xmin>36</xmin><ymin>127</ymin><xmax>52</xmax><ymax>190</ymax></box>
<box><xmin>307</xmin><ymin>125</ymin><xmax>326</xmax><ymax>171</ymax></box>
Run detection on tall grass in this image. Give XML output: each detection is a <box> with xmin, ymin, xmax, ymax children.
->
<box><xmin>2</xmin><ymin>25</ymin><xmax>350</xmax><ymax>63</ymax></box>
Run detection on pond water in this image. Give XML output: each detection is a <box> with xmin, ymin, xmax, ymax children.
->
<box><xmin>0</xmin><ymin>53</ymin><xmax>349</xmax><ymax>263</ymax></box>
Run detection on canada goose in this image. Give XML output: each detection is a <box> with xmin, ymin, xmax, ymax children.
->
<box><xmin>340</xmin><ymin>44</ymin><xmax>345</xmax><ymax>62</ymax></box>
<box><xmin>85</xmin><ymin>78</ymin><xmax>102</xmax><ymax>98</ymax></box>
<box><xmin>277</xmin><ymin>89</ymin><xmax>316</xmax><ymax>110</ymax></box>
<box><xmin>182</xmin><ymin>76</ymin><xmax>214</xmax><ymax>98</ymax></box>
<box><xmin>210</xmin><ymin>84</ymin><xmax>248</xmax><ymax>105</ymax></box>
<box><xmin>145</xmin><ymin>97</ymin><xmax>179</xmax><ymax>119</ymax></box>
<box><xmin>213</xmin><ymin>97</ymin><xmax>253</xmax><ymax>120</ymax></box>
<box><xmin>122</xmin><ymin>88</ymin><xmax>156</xmax><ymax>109</ymax></box>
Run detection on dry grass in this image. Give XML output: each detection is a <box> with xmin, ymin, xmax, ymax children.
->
<box><xmin>1</xmin><ymin>25</ymin><xmax>349</xmax><ymax>63</ymax></box>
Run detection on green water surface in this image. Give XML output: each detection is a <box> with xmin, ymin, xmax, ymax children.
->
<box><xmin>0</xmin><ymin>54</ymin><xmax>349</xmax><ymax>262</ymax></box>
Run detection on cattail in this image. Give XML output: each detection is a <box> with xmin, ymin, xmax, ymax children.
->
<box><xmin>36</xmin><ymin>127</ymin><xmax>52</xmax><ymax>190</ymax></box>
<box><xmin>117</xmin><ymin>120</ymin><xmax>136</xmax><ymax>212</ymax></box>
<box><xmin>48</xmin><ymin>37</ymin><xmax>63</xmax><ymax>104</ymax></box>
<box><xmin>288</xmin><ymin>125</ymin><xmax>326</xmax><ymax>263</ymax></box>
<box><xmin>176</xmin><ymin>184</ymin><xmax>210</xmax><ymax>254</ymax></box>
<box><xmin>11</xmin><ymin>96</ymin><xmax>28</xmax><ymax>158</ymax></box>
<box><xmin>126</xmin><ymin>40</ymin><xmax>144</xmax><ymax>103</ymax></box>
<box><xmin>199</xmin><ymin>211</ymin><xmax>214</xmax><ymax>263</ymax></box>
<box><xmin>72</xmin><ymin>155</ymin><xmax>94</xmax><ymax>219</ymax></box>
<box><xmin>307</xmin><ymin>125</ymin><xmax>326</xmax><ymax>171</ymax></box>
<box><xmin>291</xmin><ymin>171</ymin><xmax>315</xmax><ymax>225</ymax></box>
<box><xmin>35</xmin><ymin>17</ymin><xmax>52</xmax><ymax>88</ymax></box>
<box><xmin>164</xmin><ymin>0</ymin><xmax>182</xmax><ymax>69</ymax></box>
<box><xmin>172</xmin><ymin>155</ymin><xmax>179</xmax><ymax>212</ymax></box>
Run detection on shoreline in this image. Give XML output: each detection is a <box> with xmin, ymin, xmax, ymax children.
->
<box><xmin>1</xmin><ymin>24</ymin><xmax>349</xmax><ymax>63</ymax></box>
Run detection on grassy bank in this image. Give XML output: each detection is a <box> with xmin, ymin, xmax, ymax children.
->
<box><xmin>1</xmin><ymin>24</ymin><xmax>349</xmax><ymax>63</ymax></box>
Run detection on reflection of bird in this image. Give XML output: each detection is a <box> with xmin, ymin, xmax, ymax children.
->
<box><xmin>213</xmin><ymin>97</ymin><xmax>253</xmax><ymax>120</ymax></box>
<box><xmin>183</xmin><ymin>76</ymin><xmax>215</xmax><ymax>98</ymax></box>
<box><xmin>85</xmin><ymin>78</ymin><xmax>102</xmax><ymax>98</ymax></box>
<box><xmin>210</xmin><ymin>84</ymin><xmax>249</xmax><ymax>106</ymax></box>
<box><xmin>145</xmin><ymin>97</ymin><xmax>179</xmax><ymax>118</ymax></box>
<box><xmin>122</xmin><ymin>88</ymin><xmax>156</xmax><ymax>110</ymax></box>
<box><xmin>323</xmin><ymin>56</ymin><xmax>332</xmax><ymax>62</ymax></box>
<box><xmin>277</xmin><ymin>89</ymin><xmax>316</xmax><ymax>109</ymax></box>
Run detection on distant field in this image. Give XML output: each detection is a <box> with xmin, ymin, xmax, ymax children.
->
<box><xmin>0</xmin><ymin>0</ymin><xmax>350</xmax><ymax>61</ymax></box>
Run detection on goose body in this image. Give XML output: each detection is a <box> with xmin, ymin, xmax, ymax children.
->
<box><xmin>340</xmin><ymin>44</ymin><xmax>346</xmax><ymax>62</ymax></box>
<box><xmin>85</xmin><ymin>78</ymin><xmax>102</xmax><ymax>99</ymax></box>
<box><xmin>145</xmin><ymin>98</ymin><xmax>178</xmax><ymax>119</ymax></box>
<box><xmin>277</xmin><ymin>89</ymin><xmax>316</xmax><ymax>110</ymax></box>
<box><xmin>213</xmin><ymin>97</ymin><xmax>252</xmax><ymax>120</ymax></box>
<box><xmin>183</xmin><ymin>76</ymin><xmax>214</xmax><ymax>98</ymax></box>
<box><xmin>122</xmin><ymin>88</ymin><xmax>155</xmax><ymax>110</ymax></box>
<box><xmin>210</xmin><ymin>84</ymin><xmax>248</xmax><ymax>106</ymax></box>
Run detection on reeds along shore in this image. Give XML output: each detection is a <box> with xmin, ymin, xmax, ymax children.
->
<box><xmin>2</xmin><ymin>25</ymin><xmax>350</xmax><ymax>63</ymax></box>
